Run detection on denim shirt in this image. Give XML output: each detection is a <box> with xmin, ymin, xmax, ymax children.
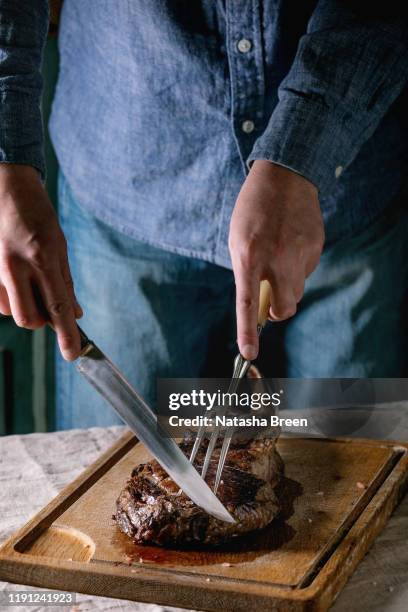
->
<box><xmin>1</xmin><ymin>1</ymin><xmax>408</xmax><ymax>269</ymax></box>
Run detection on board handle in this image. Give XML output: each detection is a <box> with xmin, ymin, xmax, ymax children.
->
<box><xmin>258</xmin><ymin>280</ymin><xmax>272</xmax><ymax>328</ymax></box>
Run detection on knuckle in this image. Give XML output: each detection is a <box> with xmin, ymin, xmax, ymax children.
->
<box><xmin>237</xmin><ymin>293</ymin><xmax>255</xmax><ymax>311</ymax></box>
<box><xmin>26</xmin><ymin>242</ymin><xmax>50</xmax><ymax>270</ymax></box>
<box><xmin>48</xmin><ymin>299</ymin><xmax>70</xmax><ymax>317</ymax></box>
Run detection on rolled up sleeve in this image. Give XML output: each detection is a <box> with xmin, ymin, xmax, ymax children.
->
<box><xmin>248</xmin><ymin>0</ymin><xmax>408</xmax><ymax>196</ymax></box>
<box><xmin>0</xmin><ymin>0</ymin><xmax>49</xmax><ymax>177</ymax></box>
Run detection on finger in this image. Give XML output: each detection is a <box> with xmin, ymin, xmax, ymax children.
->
<box><xmin>37</xmin><ymin>266</ymin><xmax>81</xmax><ymax>360</ymax></box>
<box><xmin>268</xmin><ymin>272</ymin><xmax>298</xmax><ymax>321</ymax></box>
<box><xmin>293</xmin><ymin>275</ymin><xmax>305</xmax><ymax>304</ymax></box>
<box><xmin>60</xmin><ymin>249</ymin><xmax>83</xmax><ymax>319</ymax></box>
<box><xmin>234</xmin><ymin>265</ymin><xmax>260</xmax><ymax>360</ymax></box>
<box><xmin>0</xmin><ymin>284</ymin><xmax>11</xmax><ymax>316</ymax></box>
<box><xmin>2</xmin><ymin>269</ymin><xmax>46</xmax><ymax>329</ymax></box>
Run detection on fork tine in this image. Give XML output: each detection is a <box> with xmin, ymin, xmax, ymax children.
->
<box><xmin>201</xmin><ymin>356</ymin><xmax>251</xmax><ymax>481</ymax></box>
<box><xmin>209</xmin><ymin>356</ymin><xmax>251</xmax><ymax>490</ymax></box>
<box><xmin>214</xmin><ymin>429</ymin><xmax>233</xmax><ymax>494</ymax></box>
<box><xmin>189</xmin><ymin>423</ymin><xmax>206</xmax><ymax>465</ymax></box>
<box><xmin>201</xmin><ymin>426</ymin><xmax>221</xmax><ymax>480</ymax></box>
<box><xmin>191</xmin><ymin>284</ymin><xmax>269</xmax><ymax>491</ymax></box>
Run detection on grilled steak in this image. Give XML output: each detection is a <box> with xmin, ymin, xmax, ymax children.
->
<box><xmin>115</xmin><ymin>437</ymin><xmax>283</xmax><ymax>546</ymax></box>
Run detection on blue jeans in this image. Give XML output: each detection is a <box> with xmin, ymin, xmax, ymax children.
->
<box><xmin>56</xmin><ymin>173</ymin><xmax>408</xmax><ymax>429</ymax></box>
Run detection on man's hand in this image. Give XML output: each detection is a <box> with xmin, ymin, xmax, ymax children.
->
<box><xmin>0</xmin><ymin>164</ymin><xmax>82</xmax><ymax>360</ymax></box>
<box><xmin>229</xmin><ymin>160</ymin><xmax>324</xmax><ymax>361</ymax></box>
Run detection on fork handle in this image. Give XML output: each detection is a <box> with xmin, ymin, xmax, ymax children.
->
<box><xmin>258</xmin><ymin>280</ymin><xmax>272</xmax><ymax>328</ymax></box>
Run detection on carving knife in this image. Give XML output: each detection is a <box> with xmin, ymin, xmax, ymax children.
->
<box><xmin>75</xmin><ymin>327</ymin><xmax>234</xmax><ymax>523</ymax></box>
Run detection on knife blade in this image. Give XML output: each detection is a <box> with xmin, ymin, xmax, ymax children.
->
<box><xmin>75</xmin><ymin>327</ymin><xmax>234</xmax><ymax>523</ymax></box>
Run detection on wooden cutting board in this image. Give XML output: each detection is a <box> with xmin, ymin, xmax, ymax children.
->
<box><xmin>0</xmin><ymin>433</ymin><xmax>407</xmax><ymax>611</ymax></box>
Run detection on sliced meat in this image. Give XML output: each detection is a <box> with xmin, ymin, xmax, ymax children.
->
<box><xmin>115</xmin><ymin>437</ymin><xmax>283</xmax><ymax>546</ymax></box>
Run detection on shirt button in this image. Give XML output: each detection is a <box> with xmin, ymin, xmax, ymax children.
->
<box><xmin>335</xmin><ymin>165</ymin><xmax>343</xmax><ymax>178</ymax></box>
<box><xmin>237</xmin><ymin>38</ymin><xmax>252</xmax><ymax>53</ymax></box>
<box><xmin>242</xmin><ymin>120</ymin><xmax>255</xmax><ymax>134</ymax></box>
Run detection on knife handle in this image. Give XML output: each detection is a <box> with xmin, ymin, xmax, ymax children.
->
<box><xmin>77</xmin><ymin>325</ymin><xmax>91</xmax><ymax>350</ymax></box>
<box><xmin>258</xmin><ymin>280</ymin><xmax>272</xmax><ymax>328</ymax></box>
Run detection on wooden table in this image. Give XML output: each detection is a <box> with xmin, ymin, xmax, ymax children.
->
<box><xmin>0</xmin><ymin>421</ymin><xmax>407</xmax><ymax>612</ymax></box>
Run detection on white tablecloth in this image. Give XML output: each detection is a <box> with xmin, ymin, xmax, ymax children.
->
<box><xmin>0</xmin><ymin>425</ymin><xmax>407</xmax><ymax>612</ymax></box>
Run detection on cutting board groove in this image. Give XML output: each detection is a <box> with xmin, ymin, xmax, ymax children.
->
<box><xmin>1</xmin><ymin>433</ymin><xmax>407</xmax><ymax>612</ymax></box>
<box><xmin>297</xmin><ymin>447</ymin><xmax>404</xmax><ymax>589</ymax></box>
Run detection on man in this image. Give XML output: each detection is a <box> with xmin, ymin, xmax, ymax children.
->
<box><xmin>0</xmin><ymin>1</ymin><xmax>407</xmax><ymax>428</ymax></box>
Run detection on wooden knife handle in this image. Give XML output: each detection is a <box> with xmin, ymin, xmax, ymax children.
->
<box><xmin>258</xmin><ymin>280</ymin><xmax>272</xmax><ymax>328</ymax></box>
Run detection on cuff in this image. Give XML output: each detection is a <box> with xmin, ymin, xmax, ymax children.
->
<box><xmin>247</xmin><ymin>94</ymin><xmax>357</xmax><ymax>196</ymax></box>
<box><xmin>0</xmin><ymin>91</ymin><xmax>46</xmax><ymax>179</ymax></box>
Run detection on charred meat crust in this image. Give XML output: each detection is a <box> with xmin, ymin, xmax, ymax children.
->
<box><xmin>115</xmin><ymin>438</ymin><xmax>283</xmax><ymax>546</ymax></box>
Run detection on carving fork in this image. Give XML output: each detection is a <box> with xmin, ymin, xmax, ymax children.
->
<box><xmin>189</xmin><ymin>280</ymin><xmax>272</xmax><ymax>493</ymax></box>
